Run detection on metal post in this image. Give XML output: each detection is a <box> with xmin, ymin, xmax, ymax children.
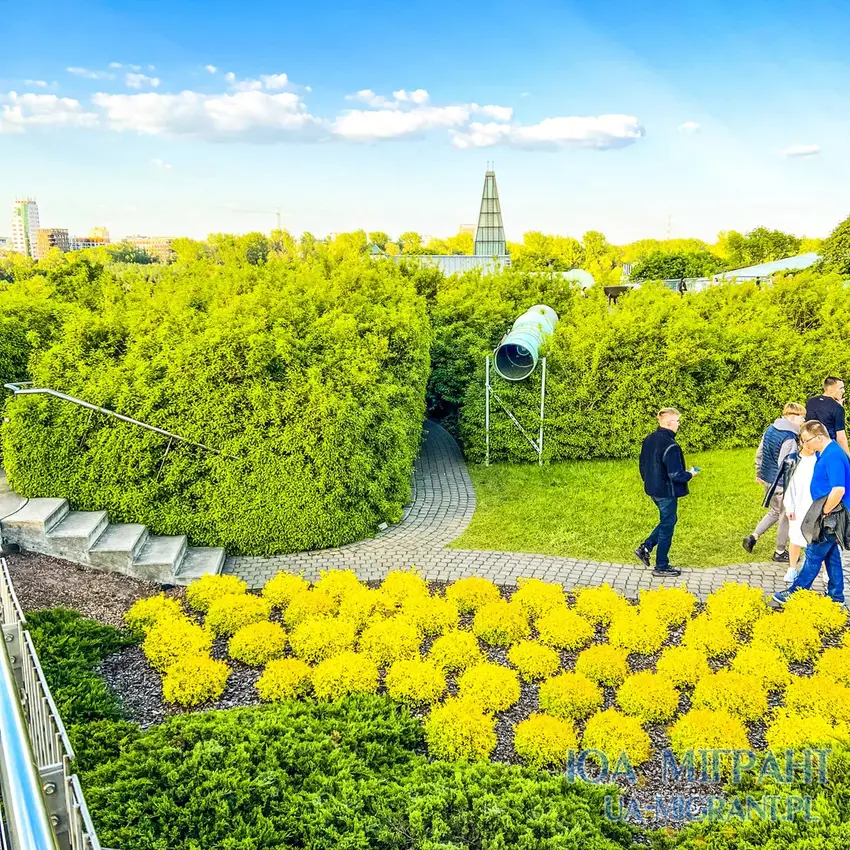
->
<box><xmin>538</xmin><ymin>357</ymin><xmax>547</xmax><ymax>467</ymax></box>
<box><xmin>485</xmin><ymin>355</ymin><xmax>491</xmax><ymax>467</ymax></box>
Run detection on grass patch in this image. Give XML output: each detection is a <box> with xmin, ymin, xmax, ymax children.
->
<box><xmin>454</xmin><ymin>448</ymin><xmax>776</xmax><ymax>568</ymax></box>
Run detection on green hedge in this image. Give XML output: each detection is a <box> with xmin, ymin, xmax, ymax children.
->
<box><xmin>456</xmin><ymin>271</ymin><xmax>850</xmax><ymax>462</ymax></box>
<box><xmin>2</xmin><ymin>256</ymin><xmax>430</xmax><ymax>554</ymax></box>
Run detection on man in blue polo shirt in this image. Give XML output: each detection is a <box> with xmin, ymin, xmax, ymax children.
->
<box><xmin>773</xmin><ymin>420</ymin><xmax>850</xmax><ymax>606</ymax></box>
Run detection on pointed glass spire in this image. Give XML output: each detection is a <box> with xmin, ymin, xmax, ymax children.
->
<box><xmin>474</xmin><ymin>169</ymin><xmax>507</xmax><ymax>256</ymax></box>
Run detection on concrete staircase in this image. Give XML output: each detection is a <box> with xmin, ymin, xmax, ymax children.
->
<box><xmin>0</xmin><ymin>472</ymin><xmax>224</xmax><ymax>585</ymax></box>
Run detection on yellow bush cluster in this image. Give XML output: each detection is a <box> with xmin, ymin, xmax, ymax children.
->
<box><xmin>507</xmin><ymin>641</ymin><xmax>561</xmax><ymax>682</ymax></box>
<box><xmin>639</xmin><ymin>586</ymin><xmax>697</xmax><ymax>627</ymax></box>
<box><xmin>472</xmin><ymin>600</ymin><xmax>530</xmax><ymax>646</ymax></box>
<box><xmin>311</xmin><ymin>651</ymin><xmax>379</xmax><ymax>700</ymax></box>
<box><xmin>617</xmin><ymin>672</ymin><xmax>680</xmax><ymax>724</ymax></box>
<box><xmin>162</xmin><ymin>654</ymin><xmax>230</xmax><ymax>706</ymax></box>
<box><xmin>784</xmin><ymin>589</ymin><xmax>848</xmax><ymax>636</ymax></box>
<box><xmin>261</xmin><ymin>571</ymin><xmax>309</xmax><ymax>609</ymax></box>
<box><xmin>669</xmin><ymin>709</ymin><xmax>750</xmax><ymax>773</ymax></box>
<box><xmin>359</xmin><ymin>616</ymin><xmax>422</xmax><ymax>666</ymax></box>
<box><xmin>815</xmin><ymin>647</ymin><xmax>850</xmax><ymax>687</ymax></box>
<box><xmin>186</xmin><ymin>574</ymin><xmax>247</xmax><ymax>614</ymax></box>
<box><xmin>205</xmin><ymin>594</ymin><xmax>271</xmax><ymax>637</ymax></box>
<box><xmin>705</xmin><ymin>582</ymin><xmax>767</xmax><ymax>635</ymax></box>
<box><xmin>536</xmin><ymin>607</ymin><xmax>594</xmax><ymax>651</ymax></box>
<box><xmin>380</xmin><ymin>569</ymin><xmax>430</xmax><ymax>607</ymax></box>
<box><xmin>256</xmin><ymin>658</ymin><xmax>313</xmax><ymax>702</ymax></box>
<box><xmin>784</xmin><ymin>676</ymin><xmax>850</xmax><ymax>724</ymax></box>
<box><xmin>125</xmin><ymin>594</ymin><xmax>184</xmax><ymax>638</ymax></box>
<box><xmin>731</xmin><ymin>645</ymin><xmax>791</xmax><ymax>691</ymax></box>
<box><xmin>608</xmin><ymin>610</ymin><xmax>668</xmax><ymax>655</ymax></box>
<box><xmin>682</xmin><ymin>613</ymin><xmax>737</xmax><ymax>658</ymax></box>
<box><xmin>539</xmin><ymin>672</ymin><xmax>603</xmax><ymax>721</ymax></box>
<box><xmin>385</xmin><ymin>659</ymin><xmax>446</xmax><ymax>707</ymax></box>
<box><xmin>228</xmin><ymin>621</ymin><xmax>287</xmax><ymax>666</ymax></box>
<box><xmin>582</xmin><ymin>708</ymin><xmax>652</xmax><ymax>767</ymax></box>
<box><xmin>287</xmin><ymin>617</ymin><xmax>356</xmax><ymax>664</ymax></box>
<box><xmin>573</xmin><ymin>584</ymin><xmax>631</xmax><ymax>626</ymax></box>
<box><xmin>424</xmin><ymin>697</ymin><xmax>496</xmax><ymax>761</ymax></box>
<box><xmin>656</xmin><ymin>646</ymin><xmax>711</xmax><ymax>689</ymax></box>
<box><xmin>283</xmin><ymin>590</ymin><xmax>336</xmax><ymax>628</ymax></box>
<box><xmin>142</xmin><ymin>616</ymin><xmax>213</xmax><ymax>673</ymax></box>
<box><xmin>428</xmin><ymin>630</ymin><xmax>483</xmax><ymax>673</ymax></box>
<box><xmin>314</xmin><ymin>569</ymin><xmax>363</xmax><ymax>602</ymax></box>
<box><xmin>337</xmin><ymin>586</ymin><xmax>389</xmax><ymax>631</ymax></box>
<box><xmin>574</xmin><ymin>645</ymin><xmax>630</xmax><ymax>686</ymax></box>
<box><xmin>514</xmin><ymin>713</ymin><xmax>577</xmax><ymax>768</ymax></box>
<box><xmin>445</xmin><ymin>576</ymin><xmax>501</xmax><ymax>614</ymax></box>
<box><xmin>765</xmin><ymin>709</ymin><xmax>849</xmax><ymax>751</ymax></box>
<box><xmin>750</xmin><ymin>613</ymin><xmax>822</xmax><ymax>663</ymax></box>
<box><xmin>401</xmin><ymin>595</ymin><xmax>459</xmax><ymax>636</ymax></box>
<box><xmin>458</xmin><ymin>663</ymin><xmax>521</xmax><ymax>713</ymax></box>
<box><xmin>692</xmin><ymin>671</ymin><xmax>768</xmax><ymax>721</ymax></box>
<box><xmin>512</xmin><ymin>579</ymin><xmax>566</xmax><ymax>620</ymax></box>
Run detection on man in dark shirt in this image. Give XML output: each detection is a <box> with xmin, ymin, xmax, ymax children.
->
<box><xmin>806</xmin><ymin>376</ymin><xmax>847</xmax><ymax>454</ymax></box>
<box><xmin>635</xmin><ymin>408</ymin><xmax>699</xmax><ymax>577</ymax></box>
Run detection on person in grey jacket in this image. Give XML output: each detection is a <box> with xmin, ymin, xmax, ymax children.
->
<box><xmin>743</xmin><ymin>403</ymin><xmax>806</xmax><ymax>561</ymax></box>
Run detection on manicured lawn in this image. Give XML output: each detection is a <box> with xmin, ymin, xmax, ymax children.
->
<box><xmin>454</xmin><ymin>448</ymin><xmax>778</xmax><ymax>568</ymax></box>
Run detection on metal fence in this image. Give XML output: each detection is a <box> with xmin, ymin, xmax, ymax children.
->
<box><xmin>0</xmin><ymin>557</ymin><xmax>111</xmax><ymax>850</ymax></box>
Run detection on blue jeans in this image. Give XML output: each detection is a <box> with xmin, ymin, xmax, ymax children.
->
<box><xmin>645</xmin><ymin>497</ymin><xmax>678</xmax><ymax>569</ymax></box>
<box><xmin>788</xmin><ymin>535</ymin><xmax>844</xmax><ymax>603</ymax></box>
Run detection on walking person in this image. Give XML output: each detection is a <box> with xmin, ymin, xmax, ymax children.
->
<box><xmin>635</xmin><ymin>408</ymin><xmax>699</xmax><ymax>577</ymax></box>
<box><xmin>773</xmin><ymin>421</ymin><xmax>850</xmax><ymax>606</ymax></box>
<box><xmin>782</xmin><ymin>435</ymin><xmax>818</xmax><ymax>583</ymax></box>
<box><xmin>742</xmin><ymin>403</ymin><xmax>806</xmax><ymax>562</ymax></box>
<box><xmin>806</xmin><ymin>377</ymin><xmax>848</xmax><ymax>455</ymax></box>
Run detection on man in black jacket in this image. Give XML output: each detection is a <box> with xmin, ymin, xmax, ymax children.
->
<box><xmin>635</xmin><ymin>408</ymin><xmax>699</xmax><ymax>577</ymax></box>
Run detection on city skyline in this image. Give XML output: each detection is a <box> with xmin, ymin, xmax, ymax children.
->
<box><xmin>2</xmin><ymin>0</ymin><xmax>849</xmax><ymax>242</ymax></box>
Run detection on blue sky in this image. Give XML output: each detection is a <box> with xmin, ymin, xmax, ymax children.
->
<box><xmin>2</xmin><ymin>0</ymin><xmax>848</xmax><ymax>244</ymax></box>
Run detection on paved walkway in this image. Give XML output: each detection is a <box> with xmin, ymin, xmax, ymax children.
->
<box><xmin>225</xmin><ymin>421</ymin><xmax>850</xmax><ymax>599</ymax></box>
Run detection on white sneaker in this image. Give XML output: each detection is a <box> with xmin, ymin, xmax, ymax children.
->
<box><xmin>784</xmin><ymin>567</ymin><xmax>798</xmax><ymax>584</ymax></box>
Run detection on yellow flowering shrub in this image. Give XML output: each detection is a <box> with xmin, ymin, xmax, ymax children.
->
<box><xmin>705</xmin><ymin>582</ymin><xmax>768</xmax><ymax>635</ymax></box>
<box><xmin>314</xmin><ymin>569</ymin><xmax>363</xmax><ymax>601</ymax></box>
<box><xmin>162</xmin><ymin>654</ymin><xmax>230</xmax><ymax>706</ymax></box>
<box><xmin>458</xmin><ymin>663</ymin><xmax>521</xmax><ymax>713</ymax></box>
<box><xmin>731</xmin><ymin>645</ymin><xmax>792</xmax><ymax>691</ymax></box>
<box><xmin>289</xmin><ymin>617</ymin><xmax>357</xmax><ymax>664</ymax></box>
<box><xmin>608</xmin><ymin>609</ymin><xmax>668</xmax><ymax>655</ymax></box>
<box><xmin>186</xmin><ymin>574</ymin><xmax>248</xmax><ymax>614</ymax></box>
<box><xmin>359</xmin><ymin>616</ymin><xmax>422</xmax><ymax>667</ymax></box>
<box><xmin>514</xmin><ymin>714</ymin><xmax>577</xmax><ymax>768</ymax></box>
<box><xmin>472</xmin><ymin>600</ymin><xmax>530</xmax><ymax>647</ymax></box>
<box><xmin>682</xmin><ymin>613</ymin><xmax>737</xmax><ymax>658</ymax></box>
<box><xmin>656</xmin><ymin>646</ymin><xmax>711</xmax><ymax>689</ymax></box>
<box><xmin>428</xmin><ymin>630</ymin><xmax>484</xmax><ymax>673</ymax></box>
<box><xmin>401</xmin><ymin>595</ymin><xmax>459</xmax><ymax>636</ymax></box>
<box><xmin>125</xmin><ymin>594</ymin><xmax>184</xmax><ymax>638</ymax></box>
<box><xmin>750</xmin><ymin>613</ymin><xmax>822</xmax><ymax>663</ymax></box>
<box><xmin>142</xmin><ymin>616</ymin><xmax>213</xmax><ymax>672</ymax></box>
<box><xmin>574</xmin><ymin>584</ymin><xmax>631</xmax><ymax>626</ymax></box>
<box><xmin>692</xmin><ymin>671</ymin><xmax>768</xmax><ymax>721</ymax></box>
<box><xmin>616</xmin><ymin>672</ymin><xmax>680</xmax><ymax>724</ymax></box>
<box><xmin>784</xmin><ymin>676</ymin><xmax>850</xmax><ymax>724</ymax></box>
<box><xmin>228</xmin><ymin>621</ymin><xmax>288</xmax><ymax>666</ymax></box>
<box><xmin>512</xmin><ymin>579</ymin><xmax>566</xmax><ymax>620</ymax></box>
<box><xmin>337</xmin><ymin>587</ymin><xmax>390</xmax><ymax>631</ymax></box>
<box><xmin>445</xmin><ymin>576</ymin><xmax>501</xmax><ymax>614</ymax></box>
<box><xmin>765</xmin><ymin>709</ymin><xmax>850</xmax><ymax>751</ymax></box>
<box><xmin>582</xmin><ymin>708</ymin><xmax>652</xmax><ymax>767</ymax></box>
<box><xmin>282</xmin><ymin>590</ymin><xmax>336</xmax><ymax>628</ymax></box>
<box><xmin>311</xmin><ymin>651</ymin><xmax>379</xmax><ymax>700</ymax></box>
<box><xmin>669</xmin><ymin>709</ymin><xmax>750</xmax><ymax>774</ymax></box>
<box><xmin>424</xmin><ymin>697</ymin><xmax>496</xmax><ymax>761</ymax></box>
<box><xmin>574</xmin><ymin>645</ymin><xmax>630</xmax><ymax>687</ymax></box>
<box><xmin>784</xmin><ymin>589</ymin><xmax>848</xmax><ymax>636</ymax></box>
<box><xmin>536</xmin><ymin>607</ymin><xmax>594</xmax><ymax>651</ymax></box>
<box><xmin>261</xmin><ymin>571</ymin><xmax>309</xmax><ymax>610</ymax></box>
<box><xmin>638</xmin><ymin>586</ymin><xmax>697</xmax><ymax>627</ymax></box>
<box><xmin>539</xmin><ymin>672</ymin><xmax>603</xmax><ymax>721</ymax></box>
<box><xmin>256</xmin><ymin>658</ymin><xmax>313</xmax><ymax>702</ymax></box>
<box><xmin>205</xmin><ymin>594</ymin><xmax>271</xmax><ymax>637</ymax></box>
<box><xmin>815</xmin><ymin>647</ymin><xmax>850</xmax><ymax>687</ymax></box>
<box><xmin>507</xmin><ymin>641</ymin><xmax>561</xmax><ymax>682</ymax></box>
<box><xmin>385</xmin><ymin>659</ymin><xmax>446</xmax><ymax>707</ymax></box>
<box><xmin>380</xmin><ymin>569</ymin><xmax>430</xmax><ymax>607</ymax></box>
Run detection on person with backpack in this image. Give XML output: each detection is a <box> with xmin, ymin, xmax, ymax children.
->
<box><xmin>635</xmin><ymin>408</ymin><xmax>699</xmax><ymax>577</ymax></box>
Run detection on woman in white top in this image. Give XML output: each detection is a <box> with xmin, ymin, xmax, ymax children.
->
<box><xmin>782</xmin><ymin>442</ymin><xmax>818</xmax><ymax>583</ymax></box>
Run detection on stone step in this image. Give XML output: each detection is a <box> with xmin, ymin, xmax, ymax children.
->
<box><xmin>132</xmin><ymin>535</ymin><xmax>188</xmax><ymax>584</ymax></box>
<box><xmin>47</xmin><ymin>510</ymin><xmax>110</xmax><ymax>556</ymax></box>
<box><xmin>88</xmin><ymin>524</ymin><xmax>149</xmax><ymax>572</ymax></box>
<box><xmin>174</xmin><ymin>547</ymin><xmax>226</xmax><ymax>584</ymax></box>
<box><xmin>2</xmin><ymin>498</ymin><xmax>69</xmax><ymax>550</ymax></box>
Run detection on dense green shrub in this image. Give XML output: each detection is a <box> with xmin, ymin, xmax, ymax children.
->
<box><xmin>3</xmin><ymin>256</ymin><xmax>430</xmax><ymax>554</ymax></box>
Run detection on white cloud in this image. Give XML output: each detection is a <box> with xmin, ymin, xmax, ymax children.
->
<box><xmin>392</xmin><ymin>88</ymin><xmax>429</xmax><ymax>104</ymax></box>
<box><xmin>782</xmin><ymin>144</ymin><xmax>820</xmax><ymax>158</ymax></box>
<box><xmin>0</xmin><ymin>91</ymin><xmax>98</xmax><ymax>133</ymax></box>
<box><xmin>92</xmin><ymin>89</ymin><xmax>323</xmax><ymax>142</ymax></box>
<box><xmin>261</xmin><ymin>73</ymin><xmax>289</xmax><ymax>90</ymax></box>
<box><xmin>147</xmin><ymin>65</ymin><xmax>156</xmax><ymax>72</ymax></box>
<box><xmin>450</xmin><ymin>114</ymin><xmax>644</xmax><ymax>150</ymax></box>
<box><xmin>346</xmin><ymin>89</ymin><xmax>392</xmax><ymax>108</ymax></box>
<box><xmin>346</xmin><ymin>88</ymin><xmax>430</xmax><ymax>109</ymax></box>
<box><xmin>477</xmin><ymin>104</ymin><xmax>513</xmax><ymax>122</ymax></box>
<box><xmin>111</xmin><ymin>63</ymin><xmax>144</xmax><ymax>71</ymax></box>
<box><xmin>109</xmin><ymin>62</ymin><xmax>123</xmax><ymax>69</ymax></box>
<box><xmin>678</xmin><ymin>121</ymin><xmax>700</xmax><ymax>133</ymax></box>
<box><xmin>126</xmin><ymin>73</ymin><xmax>161</xmax><ymax>89</ymax></box>
<box><xmin>333</xmin><ymin>104</ymin><xmax>473</xmax><ymax>140</ymax></box>
<box><xmin>224</xmin><ymin>72</ymin><xmax>236</xmax><ymax>83</ymax></box>
<box><xmin>151</xmin><ymin>157</ymin><xmax>173</xmax><ymax>169</ymax></box>
<box><xmin>67</xmin><ymin>66</ymin><xmax>114</xmax><ymax>80</ymax></box>
<box><xmin>24</xmin><ymin>80</ymin><xmax>49</xmax><ymax>88</ymax></box>
<box><xmin>230</xmin><ymin>79</ymin><xmax>263</xmax><ymax>92</ymax></box>
<box><xmin>204</xmin><ymin>65</ymin><xmax>218</xmax><ymax>74</ymax></box>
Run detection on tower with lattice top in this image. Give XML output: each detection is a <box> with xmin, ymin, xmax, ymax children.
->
<box><xmin>473</xmin><ymin>167</ymin><xmax>507</xmax><ymax>257</ymax></box>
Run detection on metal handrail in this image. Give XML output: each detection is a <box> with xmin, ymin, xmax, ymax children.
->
<box><xmin>3</xmin><ymin>382</ymin><xmax>239</xmax><ymax>460</ymax></box>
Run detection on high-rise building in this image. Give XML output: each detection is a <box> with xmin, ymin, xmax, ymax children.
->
<box><xmin>473</xmin><ymin>170</ymin><xmax>507</xmax><ymax>257</ymax></box>
<box><xmin>11</xmin><ymin>198</ymin><xmax>40</xmax><ymax>257</ymax></box>
<box><xmin>124</xmin><ymin>235</ymin><xmax>175</xmax><ymax>262</ymax></box>
<box><xmin>88</xmin><ymin>226</ymin><xmax>110</xmax><ymax>243</ymax></box>
<box><xmin>36</xmin><ymin>228</ymin><xmax>71</xmax><ymax>258</ymax></box>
